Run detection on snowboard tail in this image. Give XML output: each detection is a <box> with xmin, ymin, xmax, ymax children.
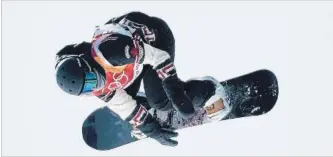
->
<box><xmin>81</xmin><ymin>69</ymin><xmax>279</xmax><ymax>151</ymax></box>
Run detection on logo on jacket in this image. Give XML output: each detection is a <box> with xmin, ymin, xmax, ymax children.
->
<box><xmin>108</xmin><ymin>70</ymin><xmax>129</xmax><ymax>90</ymax></box>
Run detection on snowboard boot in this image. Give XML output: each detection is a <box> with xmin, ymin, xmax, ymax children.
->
<box><xmin>188</xmin><ymin>76</ymin><xmax>231</xmax><ymax>122</ymax></box>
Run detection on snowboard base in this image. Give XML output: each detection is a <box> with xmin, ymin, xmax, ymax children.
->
<box><xmin>82</xmin><ymin>69</ymin><xmax>279</xmax><ymax>150</ymax></box>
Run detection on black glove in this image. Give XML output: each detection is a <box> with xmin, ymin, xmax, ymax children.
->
<box><xmin>139</xmin><ymin>119</ymin><xmax>178</xmax><ymax>146</ymax></box>
<box><xmin>126</xmin><ymin>105</ymin><xmax>178</xmax><ymax>146</ymax></box>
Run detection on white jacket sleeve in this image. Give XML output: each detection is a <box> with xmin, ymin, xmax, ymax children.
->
<box><xmin>142</xmin><ymin>43</ymin><xmax>171</xmax><ymax>69</ymax></box>
<box><xmin>106</xmin><ymin>89</ymin><xmax>137</xmax><ymax>120</ymax></box>
<box><xmin>142</xmin><ymin>43</ymin><xmax>176</xmax><ymax>80</ymax></box>
<box><xmin>106</xmin><ymin>89</ymin><xmax>150</xmax><ymax>128</ymax></box>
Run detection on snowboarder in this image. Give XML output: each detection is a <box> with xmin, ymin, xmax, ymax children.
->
<box><xmin>55</xmin><ymin>11</ymin><xmax>231</xmax><ymax>146</ymax></box>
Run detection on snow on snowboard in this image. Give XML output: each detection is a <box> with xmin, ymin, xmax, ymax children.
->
<box><xmin>82</xmin><ymin>69</ymin><xmax>279</xmax><ymax>151</ymax></box>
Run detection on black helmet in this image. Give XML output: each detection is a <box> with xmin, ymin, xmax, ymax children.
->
<box><xmin>55</xmin><ymin>43</ymin><xmax>98</xmax><ymax>96</ymax></box>
<box><xmin>56</xmin><ymin>41</ymin><xmax>91</xmax><ymax>57</ymax></box>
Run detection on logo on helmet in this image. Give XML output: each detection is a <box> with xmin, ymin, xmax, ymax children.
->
<box><xmin>125</xmin><ymin>45</ymin><xmax>130</xmax><ymax>59</ymax></box>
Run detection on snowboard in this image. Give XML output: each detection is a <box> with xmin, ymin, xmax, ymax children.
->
<box><xmin>82</xmin><ymin>69</ymin><xmax>279</xmax><ymax>151</ymax></box>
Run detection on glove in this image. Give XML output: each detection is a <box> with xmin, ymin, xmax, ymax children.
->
<box><xmin>126</xmin><ymin>105</ymin><xmax>179</xmax><ymax>146</ymax></box>
<box><xmin>140</xmin><ymin>120</ymin><xmax>179</xmax><ymax>146</ymax></box>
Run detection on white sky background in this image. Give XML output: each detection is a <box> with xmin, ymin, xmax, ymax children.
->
<box><xmin>2</xmin><ymin>1</ymin><xmax>333</xmax><ymax>156</ymax></box>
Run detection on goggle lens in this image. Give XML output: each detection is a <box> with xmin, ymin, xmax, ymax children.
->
<box><xmin>81</xmin><ymin>71</ymin><xmax>98</xmax><ymax>94</ymax></box>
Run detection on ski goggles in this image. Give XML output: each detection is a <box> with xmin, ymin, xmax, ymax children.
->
<box><xmin>77</xmin><ymin>57</ymin><xmax>99</xmax><ymax>96</ymax></box>
<box><xmin>80</xmin><ymin>71</ymin><xmax>98</xmax><ymax>95</ymax></box>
